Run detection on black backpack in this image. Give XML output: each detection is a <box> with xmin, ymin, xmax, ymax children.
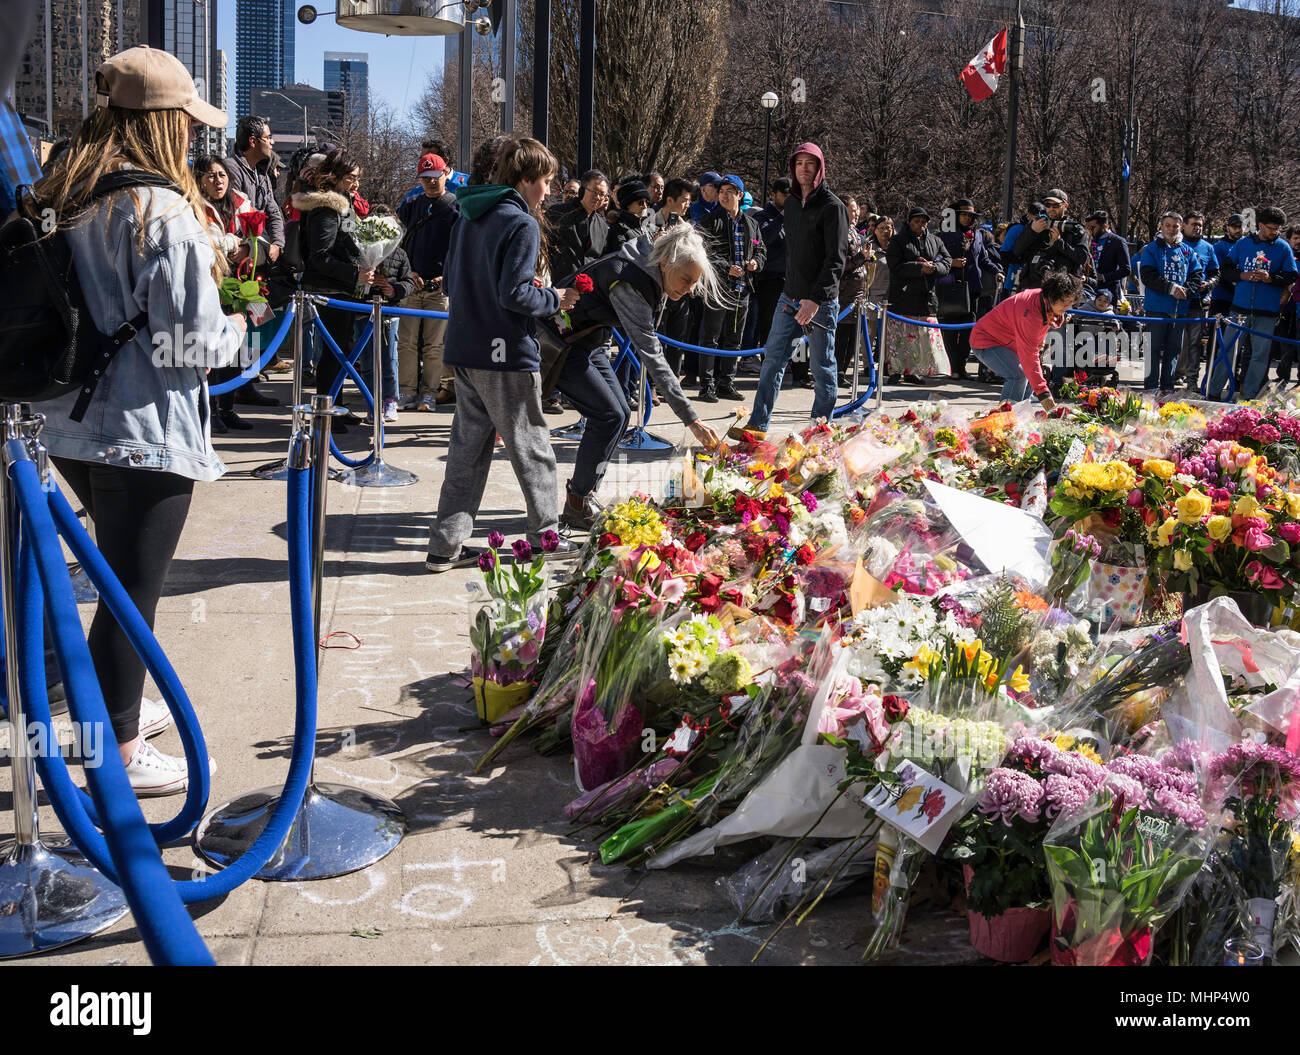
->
<box><xmin>0</xmin><ymin>171</ymin><xmax>181</xmax><ymax>421</ymax></box>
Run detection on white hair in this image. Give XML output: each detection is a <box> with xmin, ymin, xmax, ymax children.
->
<box><xmin>650</xmin><ymin>222</ymin><xmax>734</xmax><ymax>308</ymax></box>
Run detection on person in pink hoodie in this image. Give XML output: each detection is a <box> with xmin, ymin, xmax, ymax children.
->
<box><xmin>738</xmin><ymin>142</ymin><xmax>849</xmax><ymax>438</ymax></box>
<box><xmin>969</xmin><ymin>270</ymin><xmax>1083</xmax><ymax>409</ymax></box>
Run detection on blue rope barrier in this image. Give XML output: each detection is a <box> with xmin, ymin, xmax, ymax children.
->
<box><xmin>884</xmin><ymin>310</ymin><xmax>976</xmax><ymax>331</ymax></box>
<box><xmin>1201</xmin><ymin>324</ymin><xmax>1241</xmax><ymax>402</ymax></box>
<box><xmin>208</xmin><ymin>304</ymin><xmax>296</xmax><ymax>395</ymax></box>
<box><xmin>18</xmin><ymin>465</ymin><xmax>319</xmax><ymax>908</ymax></box>
<box><xmin>1066</xmin><ymin>306</ymin><xmax>1206</xmax><ymax>325</ymax></box>
<box><xmin>831</xmin><ymin>311</ymin><xmax>879</xmax><ymax>418</ymax></box>
<box><xmin>312</xmin><ymin>316</ymin><xmax>378</xmax><ymax>470</ymax></box>
<box><xmin>1221</xmin><ymin>316</ymin><xmax>1300</xmax><ymax>349</ymax></box>
<box><xmin>12</xmin><ymin>463</ymin><xmax>214</xmax><ymax>965</ymax></box>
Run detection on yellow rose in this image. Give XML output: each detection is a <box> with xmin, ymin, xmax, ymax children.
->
<box><xmin>1235</xmin><ymin>494</ymin><xmax>1263</xmax><ymax>520</ymax></box>
<box><xmin>1142</xmin><ymin>459</ymin><xmax>1175</xmax><ymax>481</ymax></box>
<box><xmin>1207</xmin><ymin>514</ymin><xmax>1232</xmax><ymax>542</ymax></box>
<box><xmin>1284</xmin><ymin>492</ymin><xmax>1300</xmax><ymax>520</ymax></box>
<box><xmin>1173</xmin><ymin>549</ymin><xmax>1194</xmax><ymax>572</ymax></box>
<box><xmin>1174</xmin><ymin>489</ymin><xmax>1212</xmax><ymax>525</ymax></box>
<box><xmin>1155</xmin><ymin>517</ymin><xmax>1177</xmax><ymax>547</ymax></box>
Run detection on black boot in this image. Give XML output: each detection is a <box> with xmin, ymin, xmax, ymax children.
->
<box><xmin>234</xmin><ymin>382</ymin><xmax>280</xmax><ymax>407</ymax></box>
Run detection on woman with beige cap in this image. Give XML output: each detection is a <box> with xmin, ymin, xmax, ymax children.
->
<box><xmin>24</xmin><ymin>46</ymin><xmax>243</xmax><ymax>796</ymax></box>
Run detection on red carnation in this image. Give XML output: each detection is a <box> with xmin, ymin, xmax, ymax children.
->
<box><xmin>795</xmin><ymin>543</ymin><xmax>817</xmax><ymax>566</ymax></box>
<box><xmin>239</xmin><ymin>210</ymin><xmax>268</xmax><ymax>237</ymax></box>
<box><xmin>773</xmin><ymin>467</ymin><xmax>790</xmax><ymax>484</ymax></box>
<box><xmin>574</xmin><ymin>273</ymin><xmax>594</xmax><ymax>294</ymax></box>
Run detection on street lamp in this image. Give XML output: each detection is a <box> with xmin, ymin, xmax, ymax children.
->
<box><xmin>760</xmin><ymin>90</ymin><xmax>779</xmax><ymax>205</ymax></box>
<box><xmin>263</xmin><ymin>91</ymin><xmax>309</xmax><ymax>150</ymax></box>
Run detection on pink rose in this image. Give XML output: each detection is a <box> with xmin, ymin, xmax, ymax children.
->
<box><xmin>1246</xmin><ymin>560</ymin><xmax>1285</xmax><ymax>590</ymax></box>
<box><xmin>1280</xmin><ymin>523</ymin><xmax>1300</xmax><ymax>546</ymax></box>
<box><xmin>1244</xmin><ymin>525</ymin><xmax>1274</xmax><ymax>552</ymax></box>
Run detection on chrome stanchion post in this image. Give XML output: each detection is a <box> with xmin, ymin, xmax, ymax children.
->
<box><xmin>341</xmin><ymin>296</ymin><xmax>417</xmax><ymax>488</ymax></box>
<box><xmin>618</xmin><ymin>351</ymin><xmax>674</xmax><ymax>452</ymax></box>
<box><xmin>850</xmin><ymin>297</ymin><xmax>862</xmax><ymax>403</ymax></box>
<box><xmin>254</xmin><ymin>291</ymin><xmax>308</xmax><ymax>481</ymax></box>
<box><xmin>1200</xmin><ymin>314</ymin><xmax>1220</xmax><ymax>399</ymax></box>
<box><xmin>0</xmin><ymin>404</ymin><xmax>127</xmax><ymax>956</ymax></box>
<box><xmin>875</xmin><ymin>299</ymin><xmax>889</xmax><ymax>412</ymax></box>
<box><xmin>195</xmin><ymin>394</ymin><xmax>406</xmax><ymax>881</ymax></box>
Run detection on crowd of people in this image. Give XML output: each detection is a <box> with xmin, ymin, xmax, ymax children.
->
<box><xmin>10</xmin><ymin>41</ymin><xmax>1300</xmax><ymax>797</ymax></box>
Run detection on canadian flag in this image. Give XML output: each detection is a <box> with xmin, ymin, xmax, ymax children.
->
<box><xmin>960</xmin><ymin>30</ymin><xmax>1008</xmax><ymax>101</ymax></box>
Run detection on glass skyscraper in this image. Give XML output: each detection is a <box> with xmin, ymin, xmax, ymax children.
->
<box><xmin>234</xmin><ymin>0</ymin><xmax>295</xmax><ymax>120</ymax></box>
<box><xmin>323</xmin><ymin>52</ymin><xmax>368</xmax><ymax>124</ymax></box>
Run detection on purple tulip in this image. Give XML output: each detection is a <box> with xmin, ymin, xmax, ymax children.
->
<box><xmin>477</xmin><ymin>550</ymin><xmax>496</xmax><ymax>572</ymax></box>
<box><xmin>512</xmin><ymin>539</ymin><xmax>533</xmax><ymax>562</ymax></box>
<box><xmin>487</xmin><ymin>530</ymin><xmax>506</xmax><ymax>550</ymax></box>
<box><xmin>540</xmin><ymin>529</ymin><xmax>560</xmax><ymax>553</ymax></box>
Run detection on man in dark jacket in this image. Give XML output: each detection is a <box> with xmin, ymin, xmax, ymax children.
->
<box><xmin>1083</xmin><ymin>209</ymin><xmax>1132</xmax><ymax>302</ymax></box>
<box><xmin>396</xmin><ymin>152</ymin><xmax>461</xmax><ymax>409</ymax></box>
<box><xmin>223</xmin><ymin>116</ymin><xmax>285</xmax><ymax>256</ymax></box>
<box><xmin>697</xmin><ymin>174</ymin><xmax>767</xmax><ymax>402</ymax></box>
<box><xmin>886</xmin><ymin>207</ymin><xmax>953</xmax><ymax>317</ymax></box>
<box><xmin>606</xmin><ymin>180</ymin><xmax>651</xmax><ymax>253</ymax></box>
<box><xmin>937</xmin><ymin>199</ymin><xmax>998</xmax><ymax>378</ymax></box>
<box><xmin>546</xmin><ymin>169</ymin><xmax>609</xmax><ymax>280</ymax></box>
<box><xmin>1013</xmin><ymin>188</ymin><xmax>1089</xmax><ymax>288</ymax></box>
<box><xmin>742</xmin><ymin>143</ymin><xmax>848</xmax><ymax>436</ymax></box>
<box><xmin>746</xmin><ymin>176</ymin><xmax>791</xmax><ymax>376</ymax></box>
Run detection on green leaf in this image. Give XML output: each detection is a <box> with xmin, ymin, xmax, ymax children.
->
<box><xmin>350</xmin><ymin>928</ymin><xmax>382</xmax><ymax>939</ymax></box>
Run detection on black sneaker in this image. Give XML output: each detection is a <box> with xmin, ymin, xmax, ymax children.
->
<box><xmin>698</xmin><ymin>385</ymin><xmax>719</xmax><ymax>404</ymax></box>
<box><xmin>424</xmin><ymin>546</ymin><xmax>487</xmax><ymax>573</ymax></box>
<box><xmin>219</xmin><ymin>410</ymin><xmax>255</xmax><ymax>431</ymax></box>
<box><xmin>716</xmin><ymin>383</ymin><xmax>743</xmax><ymax>401</ymax></box>
<box><xmin>543</xmin><ymin>397</ymin><xmax>564</xmax><ymax>415</ymax></box>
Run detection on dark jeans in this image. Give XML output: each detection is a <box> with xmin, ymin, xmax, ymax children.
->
<box><xmin>557</xmin><ymin>346</ymin><xmax>631</xmax><ymax>497</ymax></box>
<box><xmin>315</xmin><ymin>304</ymin><xmax>360</xmax><ymax>402</ymax></box>
<box><xmin>1274</xmin><ymin>302</ymin><xmax>1298</xmax><ymax>383</ymax></box>
<box><xmin>660</xmin><ymin>295</ymin><xmax>694</xmax><ymax>377</ymax></box>
<box><xmin>52</xmin><ymin>458</ymin><xmax>194</xmax><ymax>743</ymax></box>
<box><xmin>699</xmin><ymin>297</ymin><xmax>749</xmax><ymax>386</ymax></box>
<box><xmin>210</xmin><ymin>367</ymin><xmax>238</xmax><ymax>413</ymax></box>
<box><xmin>1143</xmin><ymin>314</ymin><xmax>1179</xmax><ymax>390</ymax></box>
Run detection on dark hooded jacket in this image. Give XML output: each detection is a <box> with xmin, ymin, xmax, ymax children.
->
<box><xmin>295</xmin><ymin>188</ymin><xmax>361</xmax><ymax>294</ymax></box>
<box><xmin>443</xmin><ymin>184</ymin><xmax>561</xmax><ymax>372</ymax></box>
<box><xmin>782</xmin><ymin>142</ymin><xmax>849</xmax><ymax>304</ymax></box>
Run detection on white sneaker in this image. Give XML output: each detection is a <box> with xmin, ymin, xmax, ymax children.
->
<box><xmin>123</xmin><ymin>740</ymin><xmax>216</xmax><ymax>797</ymax></box>
<box><xmin>137</xmin><ymin>697</ymin><xmax>173</xmax><ymax>739</ymax></box>
<box><xmin>383</xmin><ymin>399</ymin><xmax>398</xmax><ymax>422</ymax></box>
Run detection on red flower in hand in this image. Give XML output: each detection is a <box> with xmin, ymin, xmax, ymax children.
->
<box><xmin>575</xmin><ymin>273</ymin><xmax>594</xmax><ymax>294</ymax></box>
<box><xmin>239</xmin><ymin>210</ymin><xmax>268</xmax><ymax>237</ymax></box>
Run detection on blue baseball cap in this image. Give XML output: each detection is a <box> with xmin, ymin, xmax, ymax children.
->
<box><xmin>699</xmin><ymin>170</ymin><xmax>722</xmax><ymax>187</ymax></box>
<box><xmin>719</xmin><ymin>173</ymin><xmax>745</xmax><ymax>195</ymax></box>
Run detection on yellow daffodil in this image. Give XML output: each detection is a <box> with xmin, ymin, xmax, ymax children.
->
<box><xmin>1009</xmin><ymin>665</ymin><xmax>1030</xmax><ymax>693</ymax></box>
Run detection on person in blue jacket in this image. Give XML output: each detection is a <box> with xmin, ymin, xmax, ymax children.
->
<box><xmin>999</xmin><ymin>203</ymin><xmax>1040</xmax><ymax>294</ymax></box>
<box><xmin>1173</xmin><ymin>211</ymin><xmax>1218</xmax><ymax>388</ymax></box>
<box><xmin>424</xmin><ymin>137</ymin><xmax>580</xmax><ymax>571</ymax></box>
<box><xmin>1208</xmin><ymin>213</ymin><xmax>1245</xmax><ymax>318</ymax></box>
<box><xmin>689</xmin><ymin>171</ymin><xmax>722</xmax><ymax>223</ymax></box>
<box><xmin>1136</xmin><ymin>212</ymin><xmax>1205</xmax><ymax>393</ymax></box>
<box><xmin>1208</xmin><ymin>205</ymin><xmax>1300</xmax><ymax>401</ymax></box>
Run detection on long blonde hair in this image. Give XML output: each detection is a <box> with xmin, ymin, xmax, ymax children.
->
<box><xmin>29</xmin><ymin>104</ymin><xmax>223</xmax><ymax>278</ymax></box>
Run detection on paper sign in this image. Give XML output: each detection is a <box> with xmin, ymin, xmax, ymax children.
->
<box><xmin>922</xmin><ymin>479</ymin><xmax>1053</xmax><ymax>588</ymax></box>
<box><xmin>1061</xmin><ymin>437</ymin><xmax>1087</xmax><ymax>472</ymax></box>
<box><xmin>862</xmin><ymin>760</ymin><xmax>970</xmax><ymax>853</ymax></box>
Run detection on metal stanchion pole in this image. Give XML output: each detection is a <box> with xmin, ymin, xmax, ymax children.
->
<box><xmin>875</xmin><ymin>300</ymin><xmax>889</xmax><ymax>413</ymax></box>
<box><xmin>0</xmin><ymin>404</ymin><xmax>127</xmax><ymax>955</ymax></box>
<box><xmin>341</xmin><ymin>297</ymin><xmax>417</xmax><ymax>488</ymax></box>
<box><xmin>196</xmin><ymin>394</ymin><xmax>406</xmax><ymax>881</ymax></box>
<box><xmin>618</xmin><ymin>353</ymin><xmax>674</xmax><ymax>452</ymax></box>
<box><xmin>850</xmin><ymin>298</ymin><xmax>862</xmax><ymax>403</ymax></box>
<box><xmin>253</xmin><ymin>291</ymin><xmax>307</xmax><ymax>481</ymax></box>
<box><xmin>1200</xmin><ymin>314</ymin><xmax>1220</xmax><ymax>400</ymax></box>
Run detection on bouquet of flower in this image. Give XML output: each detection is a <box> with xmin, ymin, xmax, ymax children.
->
<box><xmin>354</xmin><ymin>213</ymin><xmax>404</xmax><ymax>297</ymax></box>
<box><xmin>217</xmin><ymin>209</ymin><xmax>271</xmax><ymax>322</ymax></box>
<box><xmin>468</xmin><ymin>530</ymin><xmax>560</xmax><ymax>721</ymax></box>
<box><xmin>1047</xmin><ymin>528</ymin><xmax>1101</xmax><ymax>607</ymax></box>
<box><xmin>1043</xmin><ymin>751</ymin><xmax>1209</xmax><ymax>965</ymax></box>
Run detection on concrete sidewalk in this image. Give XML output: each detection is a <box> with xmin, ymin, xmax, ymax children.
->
<box><xmin>4</xmin><ymin>370</ymin><xmax>1003</xmax><ymax>966</ymax></box>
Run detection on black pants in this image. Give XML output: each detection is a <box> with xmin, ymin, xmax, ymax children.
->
<box><xmin>940</xmin><ymin>313</ymin><xmax>974</xmax><ymax>376</ymax></box>
<box><xmin>1275</xmin><ymin>302</ymin><xmax>1298</xmax><ymax>383</ymax></box>
<box><xmin>699</xmin><ymin>297</ymin><xmax>749</xmax><ymax>386</ymax></box>
<box><xmin>557</xmin><ymin>346</ymin><xmax>631</xmax><ymax>497</ymax></box>
<box><xmin>52</xmin><ymin>459</ymin><xmax>194</xmax><ymax>743</ymax></box>
<box><xmin>210</xmin><ymin>367</ymin><xmax>238</xmax><ymax>413</ymax></box>
<box><xmin>660</xmin><ymin>295</ymin><xmax>694</xmax><ymax>377</ymax></box>
<box><xmin>834</xmin><ymin>315</ymin><xmax>862</xmax><ymax>379</ymax></box>
<box><xmin>315</xmin><ymin>304</ymin><xmax>358</xmax><ymax>402</ymax></box>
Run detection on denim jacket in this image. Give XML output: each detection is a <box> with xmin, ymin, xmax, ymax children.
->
<box><xmin>34</xmin><ymin>181</ymin><xmax>243</xmax><ymax>482</ymax></box>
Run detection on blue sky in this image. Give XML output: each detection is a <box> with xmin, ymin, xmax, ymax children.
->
<box><xmin>216</xmin><ymin>3</ymin><xmax>447</xmax><ymax>128</ymax></box>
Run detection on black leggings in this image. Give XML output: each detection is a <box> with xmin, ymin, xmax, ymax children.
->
<box><xmin>315</xmin><ymin>305</ymin><xmax>357</xmax><ymax>401</ymax></box>
<box><xmin>52</xmin><ymin>459</ymin><xmax>194</xmax><ymax>743</ymax></box>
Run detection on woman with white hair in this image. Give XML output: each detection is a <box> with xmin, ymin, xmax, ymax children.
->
<box><xmin>541</xmin><ymin>223</ymin><xmax>722</xmax><ymax>529</ymax></box>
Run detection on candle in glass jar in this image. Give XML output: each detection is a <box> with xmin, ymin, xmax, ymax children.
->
<box><xmin>1223</xmin><ymin>938</ymin><xmax>1265</xmax><ymax>966</ymax></box>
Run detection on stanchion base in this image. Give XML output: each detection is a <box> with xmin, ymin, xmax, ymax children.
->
<box><xmin>618</xmin><ymin>428</ymin><xmax>675</xmax><ymax>452</ymax></box>
<box><xmin>340</xmin><ymin>459</ymin><xmax>419</xmax><ymax>488</ymax></box>
<box><xmin>550</xmin><ymin>420</ymin><xmax>586</xmax><ymax>438</ymax></box>
<box><xmin>252</xmin><ymin>458</ymin><xmax>290</xmax><ymax>481</ymax></box>
<box><xmin>67</xmin><ymin>564</ymin><xmax>98</xmax><ymax>603</ymax></box>
<box><xmin>0</xmin><ymin>837</ymin><xmax>129</xmax><ymax>957</ymax></box>
<box><xmin>194</xmin><ymin>781</ymin><xmax>406</xmax><ymax>881</ymax></box>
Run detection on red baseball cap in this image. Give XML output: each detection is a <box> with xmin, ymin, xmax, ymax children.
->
<box><xmin>417</xmin><ymin>153</ymin><xmax>449</xmax><ymax>179</ymax></box>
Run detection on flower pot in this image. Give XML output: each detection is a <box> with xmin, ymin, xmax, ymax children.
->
<box><xmin>473</xmin><ymin>677</ymin><xmax>532</xmax><ymax>723</ymax></box>
<box><xmin>1225</xmin><ymin>590</ymin><xmax>1277</xmax><ymax>629</ymax></box>
<box><xmin>962</xmin><ymin>867</ymin><xmax>1051</xmax><ymax>963</ymax></box>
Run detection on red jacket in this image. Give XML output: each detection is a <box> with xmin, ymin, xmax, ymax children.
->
<box><xmin>970</xmin><ymin>288</ymin><xmax>1052</xmax><ymax>396</ymax></box>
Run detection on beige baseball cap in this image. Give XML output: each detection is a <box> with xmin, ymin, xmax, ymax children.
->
<box><xmin>95</xmin><ymin>45</ymin><xmax>227</xmax><ymax>128</ymax></box>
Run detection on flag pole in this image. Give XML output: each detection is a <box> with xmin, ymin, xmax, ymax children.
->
<box><xmin>1000</xmin><ymin>0</ymin><xmax>1024</xmax><ymax>224</ymax></box>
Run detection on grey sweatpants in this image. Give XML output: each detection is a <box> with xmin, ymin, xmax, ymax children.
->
<box><xmin>426</xmin><ymin>367</ymin><xmax>559</xmax><ymax>558</ymax></box>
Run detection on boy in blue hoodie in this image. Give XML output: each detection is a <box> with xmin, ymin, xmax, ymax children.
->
<box><xmin>425</xmin><ymin>137</ymin><xmax>580</xmax><ymax>571</ymax></box>
<box><xmin>1135</xmin><ymin>211</ymin><xmax>1204</xmax><ymax>393</ymax></box>
<box><xmin>1208</xmin><ymin>205</ymin><xmax>1300</xmax><ymax>400</ymax></box>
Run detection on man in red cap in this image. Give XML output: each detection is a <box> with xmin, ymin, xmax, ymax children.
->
<box><xmin>397</xmin><ymin>152</ymin><xmax>461</xmax><ymax>409</ymax></box>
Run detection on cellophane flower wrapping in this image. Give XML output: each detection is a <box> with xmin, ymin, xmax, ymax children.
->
<box><xmin>353</xmin><ymin>214</ymin><xmax>404</xmax><ymax>296</ymax></box>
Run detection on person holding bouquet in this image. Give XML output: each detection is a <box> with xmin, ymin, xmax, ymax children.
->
<box><xmin>425</xmin><ymin>136</ymin><xmax>581</xmax><ymax>571</ymax></box>
<box><xmin>26</xmin><ymin>45</ymin><xmax>241</xmax><ymax>794</ymax></box>
<box><xmin>296</xmin><ymin>147</ymin><xmax>374</xmax><ymax>432</ymax></box>
<box><xmin>195</xmin><ymin>152</ymin><xmax>261</xmax><ymax>433</ymax></box>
